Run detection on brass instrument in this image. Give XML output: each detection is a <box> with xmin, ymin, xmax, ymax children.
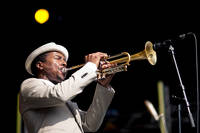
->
<box><xmin>66</xmin><ymin>41</ymin><xmax>157</xmax><ymax>79</ymax></box>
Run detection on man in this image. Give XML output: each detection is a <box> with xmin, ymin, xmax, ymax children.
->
<box><xmin>19</xmin><ymin>42</ymin><xmax>115</xmax><ymax>133</ymax></box>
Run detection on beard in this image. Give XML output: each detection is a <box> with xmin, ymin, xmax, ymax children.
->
<box><xmin>45</xmin><ymin>71</ymin><xmax>67</xmax><ymax>84</ymax></box>
<box><xmin>43</xmin><ymin>67</ymin><xmax>68</xmax><ymax>84</ymax></box>
<box><xmin>55</xmin><ymin>71</ymin><xmax>67</xmax><ymax>83</ymax></box>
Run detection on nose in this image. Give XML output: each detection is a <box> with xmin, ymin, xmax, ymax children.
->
<box><xmin>62</xmin><ymin>60</ymin><xmax>67</xmax><ymax>67</ymax></box>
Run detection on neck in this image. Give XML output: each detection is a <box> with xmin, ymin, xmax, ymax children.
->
<box><xmin>37</xmin><ymin>73</ymin><xmax>49</xmax><ymax>80</ymax></box>
<box><xmin>37</xmin><ymin>73</ymin><xmax>61</xmax><ymax>84</ymax></box>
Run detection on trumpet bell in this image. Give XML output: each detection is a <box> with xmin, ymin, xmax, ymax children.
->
<box><xmin>145</xmin><ymin>41</ymin><xmax>157</xmax><ymax>65</ymax></box>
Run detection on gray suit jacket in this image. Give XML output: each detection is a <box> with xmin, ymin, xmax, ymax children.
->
<box><xmin>19</xmin><ymin>63</ymin><xmax>115</xmax><ymax>133</ymax></box>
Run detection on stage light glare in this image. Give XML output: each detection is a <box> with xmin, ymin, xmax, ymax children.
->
<box><xmin>34</xmin><ymin>9</ymin><xmax>49</xmax><ymax>24</ymax></box>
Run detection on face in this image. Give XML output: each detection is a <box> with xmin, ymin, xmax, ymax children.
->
<box><xmin>37</xmin><ymin>51</ymin><xmax>67</xmax><ymax>84</ymax></box>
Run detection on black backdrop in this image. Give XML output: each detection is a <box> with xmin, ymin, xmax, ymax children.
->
<box><xmin>1</xmin><ymin>4</ymin><xmax>199</xmax><ymax>133</ymax></box>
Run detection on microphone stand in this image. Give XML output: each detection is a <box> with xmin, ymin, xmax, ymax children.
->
<box><xmin>178</xmin><ymin>104</ymin><xmax>182</xmax><ymax>133</ymax></box>
<box><xmin>168</xmin><ymin>44</ymin><xmax>196</xmax><ymax>129</ymax></box>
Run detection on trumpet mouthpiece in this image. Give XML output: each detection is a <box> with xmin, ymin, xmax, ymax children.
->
<box><xmin>61</xmin><ymin>67</ymin><xmax>68</xmax><ymax>73</ymax></box>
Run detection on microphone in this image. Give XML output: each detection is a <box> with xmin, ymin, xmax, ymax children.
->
<box><xmin>179</xmin><ymin>34</ymin><xmax>187</xmax><ymax>39</ymax></box>
<box><xmin>153</xmin><ymin>40</ymin><xmax>170</xmax><ymax>50</ymax></box>
<box><xmin>153</xmin><ymin>32</ymin><xmax>193</xmax><ymax>50</ymax></box>
<box><xmin>145</xmin><ymin>100</ymin><xmax>169</xmax><ymax>133</ymax></box>
<box><xmin>179</xmin><ymin>32</ymin><xmax>194</xmax><ymax>39</ymax></box>
<box><xmin>144</xmin><ymin>100</ymin><xmax>160</xmax><ymax>121</ymax></box>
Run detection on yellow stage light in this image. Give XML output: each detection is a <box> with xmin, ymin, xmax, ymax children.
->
<box><xmin>34</xmin><ymin>9</ymin><xmax>49</xmax><ymax>24</ymax></box>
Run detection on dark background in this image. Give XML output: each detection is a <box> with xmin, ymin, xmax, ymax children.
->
<box><xmin>1</xmin><ymin>3</ymin><xmax>199</xmax><ymax>133</ymax></box>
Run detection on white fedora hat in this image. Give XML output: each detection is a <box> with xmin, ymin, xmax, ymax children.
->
<box><xmin>25</xmin><ymin>42</ymin><xmax>69</xmax><ymax>75</ymax></box>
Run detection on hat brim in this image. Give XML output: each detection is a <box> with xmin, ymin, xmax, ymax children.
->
<box><xmin>25</xmin><ymin>42</ymin><xmax>69</xmax><ymax>75</ymax></box>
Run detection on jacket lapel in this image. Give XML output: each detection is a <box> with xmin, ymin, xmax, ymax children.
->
<box><xmin>66</xmin><ymin>101</ymin><xmax>84</xmax><ymax>133</ymax></box>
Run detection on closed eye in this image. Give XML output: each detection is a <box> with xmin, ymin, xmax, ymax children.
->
<box><xmin>55</xmin><ymin>55</ymin><xmax>62</xmax><ymax>60</ymax></box>
<box><xmin>55</xmin><ymin>55</ymin><xmax>66</xmax><ymax>63</ymax></box>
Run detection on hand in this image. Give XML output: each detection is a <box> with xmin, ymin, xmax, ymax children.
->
<box><xmin>97</xmin><ymin>74</ymin><xmax>115</xmax><ymax>88</ymax></box>
<box><xmin>97</xmin><ymin>61</ymin><xmax>116</xmax><ymax>87</ymax></box>
<box><xmin>85</xmin><ymin>52</ymin><xmax>108</xmax><ymax>68</ymax></box>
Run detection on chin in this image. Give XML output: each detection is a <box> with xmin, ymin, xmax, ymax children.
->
<box><xmin>57</xmin><ymin>75</ymin><xmax>65</xmax><ymax>82</ymax></box>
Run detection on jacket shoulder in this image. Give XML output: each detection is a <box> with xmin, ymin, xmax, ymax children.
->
<box><xmin>20</xmin><ymin>78</ymin><xmax>46</xmax><ymax>93</ymax></box>
<box><xmin>21</xmin><ymin>78</ymin><xmax>40</xmax><ymax>87</ymax></box>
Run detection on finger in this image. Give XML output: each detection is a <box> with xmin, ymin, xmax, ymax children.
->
<box><xmin>95</xmin><ymin>52</ymin><xmax>108</xmax><ymax>59</ymax></box>
<box><xmin>101</xmin><ymin>64</ymin><xmax>112</xmax><ymax>69</ymax></box>
<box><xmin>85</xmin><ymin>55</ymin><xmax>89</xmax><ymax>62</ymax></box>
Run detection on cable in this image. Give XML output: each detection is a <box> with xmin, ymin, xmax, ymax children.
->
<box><xmin>189</xmin><ymin>32</ymin><xmax>199</xmax><ymax>133</ymax></box>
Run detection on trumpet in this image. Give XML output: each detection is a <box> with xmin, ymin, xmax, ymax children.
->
<box><xmin>65</xmin><ymin>41</ymin><xmax>157</xmax><ymax>79</ymax></box>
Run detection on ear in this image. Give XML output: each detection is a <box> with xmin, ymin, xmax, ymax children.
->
<box><xmin>36</xmin><ymin>61</ymin><xmax>44</xmax><ymax>71</ymax></box>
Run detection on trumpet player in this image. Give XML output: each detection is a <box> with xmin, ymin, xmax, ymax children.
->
<box><xmin>19</xmin><ymin>42</ymin><xmax>116</xmax><ymax>133</ymax></box>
